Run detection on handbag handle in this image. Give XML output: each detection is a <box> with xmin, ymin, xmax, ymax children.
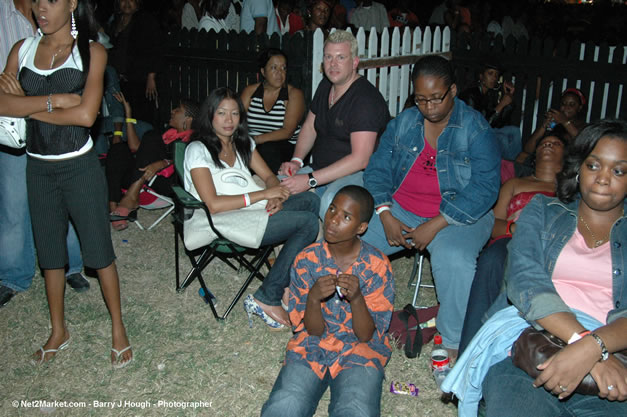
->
<box><xmin>398</xmin><ymin>304</ymin><xmax>423</xmax><ymax>359</ymax></box>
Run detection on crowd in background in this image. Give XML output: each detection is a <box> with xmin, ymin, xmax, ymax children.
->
<box><xmin>93</xmin><ymin>0</ymin><xmax>627</xmax><ymax>44</ymax></box>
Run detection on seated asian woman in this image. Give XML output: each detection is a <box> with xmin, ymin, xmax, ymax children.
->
<box><xmin>183</xmin><ymin>87</ymin><xmax>320</xmax><ymax>330</ymax></box>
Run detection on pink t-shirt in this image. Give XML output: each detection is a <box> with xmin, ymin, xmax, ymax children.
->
<box><xmin>552</xmin><ymin>228</ymin><xmax>613</xmax><ymax>324</ymax></box>
<box><xmin>393</xmin><ymin>140</ymin><xmax>441</xmax><ymax>218</ymax></box>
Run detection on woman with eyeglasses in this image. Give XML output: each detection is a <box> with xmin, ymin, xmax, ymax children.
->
<box><xmin>362</xmin><ymin>55</ymin><xmax>501</xmax><ymax>361</ymax></box>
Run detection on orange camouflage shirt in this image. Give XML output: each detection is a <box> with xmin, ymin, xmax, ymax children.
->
<box><xmin>285</xmin><ymin>240</ymin><xmax>395</xmax><ymax>379</ymax></box>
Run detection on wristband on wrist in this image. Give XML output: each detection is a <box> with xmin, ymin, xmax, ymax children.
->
<box><xmin>126</xmin><ymin>118</ymin><xmax>137</xmax><ymax>124</ymax></box>
<box><xmin>291</xmin><ymin>157</ymin><xmax>304</xmax><ymax>168</ymax></box>
<box><xmin>46</xmin><ymin>94</ymin><xmax>53</xmax><ymax>113</ymax></box>
<box><xmin>505</xmin><ymin>220</ymin><xmax>515</xmax><ymax>236</ymax></box>
<box><xmin>567</xmin><ymin>330</ymin><xmax>591</xmax><ymax>344</ymax></box>
<box><xmin>113</xmin><ymin>131</ymin><xmax>123</xmax><ymax>137</ymax></box>
<box><xmin>375</xmin><ymin>205</ymin><xmax>391</xmax><ymax>215</ymax></box>
<box><xmin>243</xmin><ymin>193</ymin><xmax>251</xmax><ymax>207</ymax></box>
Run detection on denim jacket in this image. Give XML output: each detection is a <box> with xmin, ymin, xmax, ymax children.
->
<box><xmin>507</xmin><ymin>194</ymin><xmax>627</xmax><ymax>325</ymax></box>
<box><xmin>363</xmin><ymin>98</ymin><xmax>501</xmax><ymax>226</ymax></box>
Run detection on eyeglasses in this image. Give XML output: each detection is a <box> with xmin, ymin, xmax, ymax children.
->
<box><xmin>414</xmin><ymin>85</ymin><xmax>452</xmax><ymax>107</ymax></box>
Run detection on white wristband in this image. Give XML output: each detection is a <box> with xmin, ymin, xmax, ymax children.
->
<box><xmin>291</xmin><ymin>157</ymin><xmax>304</xmax><ymax>168</ymax></box>
<box><xmin>567</xmin><ymin>332</ymin><xmax>583</xmax><ymax>344</ymax></box>
<box><xmin>243</xmin><ymin>193</ymin><xmax>251</xmax><ymax>207</ymax></box>
<box><xmin>375</xmin><ymin>206</ymin><xmax>391</xmax><ymax>215</ymax></box>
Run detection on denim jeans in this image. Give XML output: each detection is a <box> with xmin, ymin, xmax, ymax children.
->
<box><xmin>493</xmin><ymin>126</ymin><xmax>522</xmax><ymax>161</ymax></box>
<box><xmin>483</xmin><ymin>357</ymin><xmax>627</xmax><ymax>417</ymax></box>
<box><xmin>296</xmin><ymin>166</ymin><xmax>364</xmax><ymax>219</ymax></box>
<box><xmin>0</xmin><ymin>151</ymin><xmax>83</xmax><ymax>292</ymax></box>
<box><xmin>261</xmin><ymin>362</ymin><xmax>384</xmax><ymax>417</ymax></box>
<box><xmin>362</xmin><ymin>202</ymin><xmax>493</xmax><ymax>349</ymax></box>
<box><xmin>459</xmin><ymin>237</ymin><xmax>510</xmax><ymax>355</ymax></box>
<box><xmin>254</xmin><ymin>192</ymin><xmax>320</xmax><ymax>306</ymax></box>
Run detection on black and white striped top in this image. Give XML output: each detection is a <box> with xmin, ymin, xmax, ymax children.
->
<box><xmin>247</xmin><ymin>83</ymin><xmax>300</xmax><ymax>144</ymax></box>
<box><xmin>19</xmin><ymin>36</ymin><xmax>91</xmax><ymax>158</ymax></box>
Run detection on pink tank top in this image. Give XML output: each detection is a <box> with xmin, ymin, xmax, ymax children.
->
<box><xmin>552</xmin><ymin>228</ymin><xmax>613</xmax><ymax>324</ymax></box>
<box><xmin>393</xmin><ymin>140</ymin><xmax>441</xmax><ymax>218</ymax></box>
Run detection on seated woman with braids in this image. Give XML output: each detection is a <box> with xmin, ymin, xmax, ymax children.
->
<box><xmin>106</xmin><ymin>94</ymin><xmax>199</xmax><ymax>230</ymax></box>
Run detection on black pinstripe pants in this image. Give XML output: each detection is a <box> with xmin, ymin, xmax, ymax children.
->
<box><xmin>26</xmin><ymin>150</ymin><xmax>116</xmax><ymax>270</ymax></box>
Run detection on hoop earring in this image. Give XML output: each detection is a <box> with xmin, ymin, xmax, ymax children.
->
<box><xmin>576</xmin><ymin>174</ymin><xmax>580</xmax><ymax>183</ymax></box>
<box><xmin>70</xmin><ymin>11</ymin><xmax>78</xmax><ymax>39</ymax></box>
<box><xmin>37</xmin><ymin>28</ymin><xmax>43</xmax><ymax>36</ymax></box>
<box><xmin>183</xmin><ymin>121</ymin><xmax>187</xmax><ymax>130</ymax></box>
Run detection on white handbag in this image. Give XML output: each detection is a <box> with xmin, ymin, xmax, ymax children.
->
<box><xmin>0</xmin><ymin>37</ymin><xmax>36</xmax><ymax>149</ymax></box>
<box><xmin>184</xmin><ymin>167</ymin><xmax>270</xmax><ymax>250</ymax></box>
<box><xmin>0</xmin><ymin>116</ymin><xmax>26</xmax><ymax>148</ymax></box>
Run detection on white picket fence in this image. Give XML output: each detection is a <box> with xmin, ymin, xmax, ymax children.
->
<box><xmin>311</xmin><ymin>26</ymin><xmax>451</xmax><ymax>117</ymax></box>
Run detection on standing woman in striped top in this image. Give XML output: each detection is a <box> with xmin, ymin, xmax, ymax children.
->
<box><xmin>0</xmin><ymin>0</ymin><xmax>132</xmax><ymax>368</ymax></box>
<box><xmin>240</xmin><ymin>48</ymin><xmax>304</xmax><ymax>173</ymax></box>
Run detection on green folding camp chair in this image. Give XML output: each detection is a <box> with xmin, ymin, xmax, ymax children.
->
<box><xmin>171</xmin><ymin>140</ymin><xmax>273</xmax><ymax>320</ymax></box>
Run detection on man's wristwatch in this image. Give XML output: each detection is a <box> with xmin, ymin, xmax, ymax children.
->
<box><xmin>308</xmin><ymin>172</ymin><xmax>318</xmax><ymax>188</ymax></box>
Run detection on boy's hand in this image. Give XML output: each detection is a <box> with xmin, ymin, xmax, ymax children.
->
<box><xmin>337</xmin><ymin>274</ymin><xmax>362</xmax><ymax>302</ymax></box>
<box><xmin>309</xmin><ymin>274</ymin><xmax>337</xmax><ymax>303</ymax></box>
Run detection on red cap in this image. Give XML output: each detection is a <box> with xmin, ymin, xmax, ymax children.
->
<box><xmin>434</xmin><ymin>335</ymin><xmax>442</xmax><ymax>345</ymax></box>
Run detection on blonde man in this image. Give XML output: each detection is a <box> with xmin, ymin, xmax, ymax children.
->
<box><xmin>279</xmin><ymin>30</ymin><xmax>389</xmax><ymax>219</ymax></box>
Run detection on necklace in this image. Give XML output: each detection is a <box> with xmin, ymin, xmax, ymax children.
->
<box><xmin>49</xmin><ymin>43</ymin><xmax>72</xmax><ymax>69</ymax></box>
<box><xmin>578</xmin><ymin>215</ymin><xmax>608</xmax><ymax>248</ymax></box>
<box><xmin>221</xmin><ymin>141</ymin><xmax>233</xmax><ymax>158</ymax></box>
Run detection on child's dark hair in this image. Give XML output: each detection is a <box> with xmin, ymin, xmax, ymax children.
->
<box><xmin>557</xmin><ymin>119</ymin><xmax>627</xmax><ymax>203</ymax></box>
<box><xmin>73</xmin><ymin>0</ymin><xmax>99</xmax><ymax>81</ymax></box>
<box><xmin>191</xmin><ymin>87</ymin><xmax>251</xmax><ymax>168</ymax></box>
<box><xmin>335</xmin><ymin>185</ymin><xmax>374</xmax><ymax>223</ymax></box>
<box><xmin>411</xmin><ymin>55</ymin><xmax>455</xmax><ymax>87</ymax></box>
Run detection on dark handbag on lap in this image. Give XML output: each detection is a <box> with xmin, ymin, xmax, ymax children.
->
<box><xmin>511</xmin><ymin>327</ymin><xmax>627</xmax><ymax>396</ymax></box>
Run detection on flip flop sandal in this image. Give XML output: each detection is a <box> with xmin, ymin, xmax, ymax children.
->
<box><xmin>111</xmin><ymin>345</ymin><xmax>133</xmax><ymax>369</ymax></box>
<box><xmin>111</xmin><ymin>219</ymin><xmax>128</xmax><ymax>231</ymax></box>
<box><xmin>110</xmin><ymin>207</ymin><xmax>138</xmax><ymax>222</ymax></box>
<box><xmin>32</xmin><ymin>337</ymin><xmax>70</xmax><ymax>365</ymax></box>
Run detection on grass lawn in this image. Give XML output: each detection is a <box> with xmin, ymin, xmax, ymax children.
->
<box><xmin>1</xmin><ymin>209</ymin><xmax>457</xmax><ymax>417</ymax></box>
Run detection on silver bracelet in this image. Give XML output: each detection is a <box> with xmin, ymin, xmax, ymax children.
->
<box><xmin>46</xmin><ymin>94</ymin><xmax>53</xmax><ymax>113</ymax></box>
<box><xmin>589</xmin><ymin>333</ymin><xmax>609</xmax><ymax>361</ymax></box>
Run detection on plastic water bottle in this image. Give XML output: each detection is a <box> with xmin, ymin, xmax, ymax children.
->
<box><xmin>431</xmin><ymin>335</ymin><xmax>451</xmax><ymax>389</ymax></box>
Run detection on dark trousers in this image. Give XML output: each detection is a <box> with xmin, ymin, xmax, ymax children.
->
<box><xmin>256</xmin><ymin>141</ymin><xmax>295</xmax><ymax>174</ymax></box>
<box><xmin>459</xmin><ymin>237</ymin><xmax>510</xmax><ymax>355</ymax></box>
<box><xmin>105</xmin><ymin>132</ymin><xmax>170</xmax><ymax>203</ymax></box>
<box><xmin>120</xmin><ymin>79</ymin><xmax>158</xmax><ymax>126</ymax></box>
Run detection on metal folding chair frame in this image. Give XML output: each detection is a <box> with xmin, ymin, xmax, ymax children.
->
<box><xmin>407</xmin><ymin>251</ymin><xmax>435</xmax><ymax>309</ymax></box>
<box><xmin>134</xmin><ymin>178</ymin><xmax>175</xmax><ymax>230</ymax></box>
